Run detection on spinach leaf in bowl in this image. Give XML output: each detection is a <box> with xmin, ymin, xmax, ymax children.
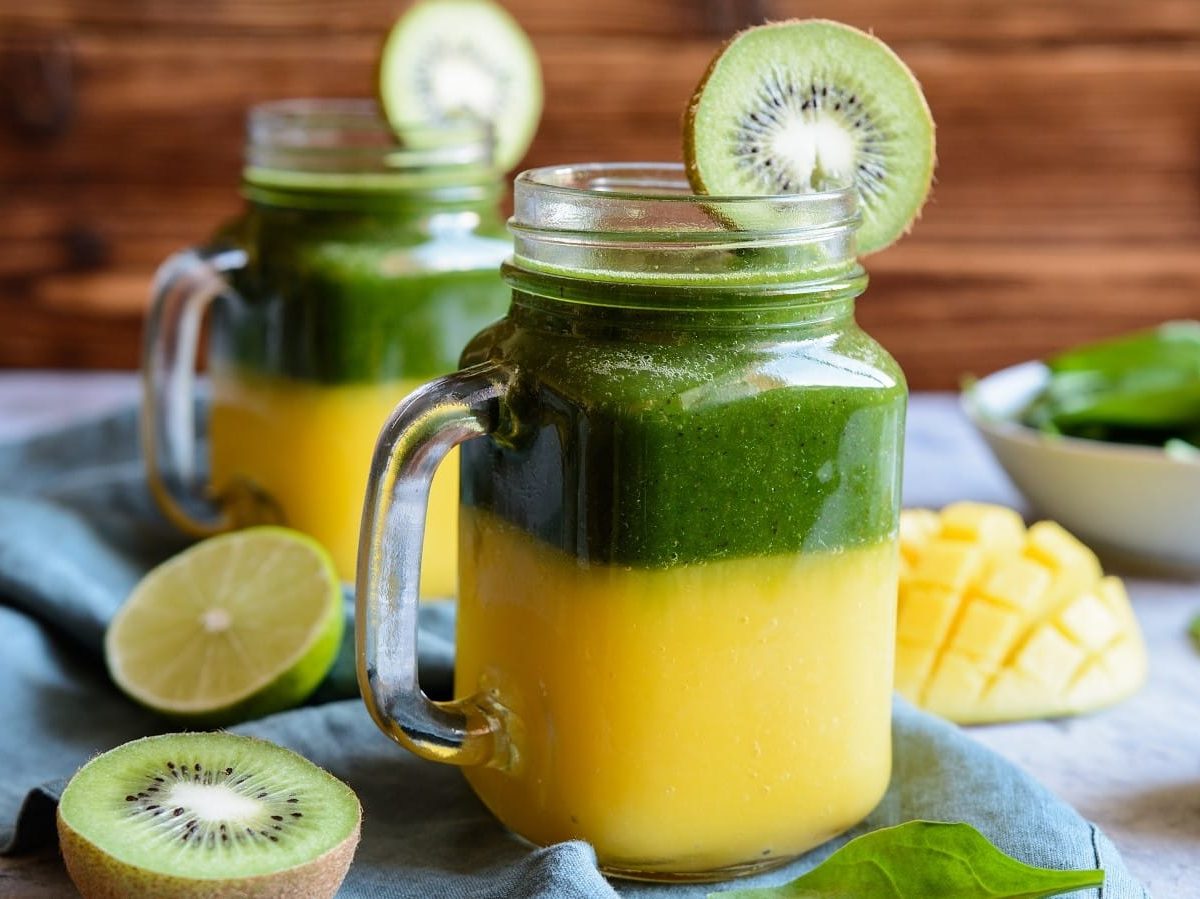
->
<box><xmin>1021</xmin><ymin>321</ymin><xmax>1200</xmax><ymax>447</ymax></box>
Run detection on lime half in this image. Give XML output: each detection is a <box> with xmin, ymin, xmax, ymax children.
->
<box><xmin>105</xmin><ymin>527</ymin><xmax>343</xmax><ymax>725</ymax></box>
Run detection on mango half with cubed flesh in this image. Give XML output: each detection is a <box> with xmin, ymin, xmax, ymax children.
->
<box><xmin>897</xmin><ymin>503</ymin><xmax>1147</xmax><ymax>723</ymax></box>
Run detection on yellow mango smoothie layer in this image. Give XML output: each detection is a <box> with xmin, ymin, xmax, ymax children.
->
<box><xmin>210</xmin><ymin>373</ymin><xmax>457</xmax><ymax>595</ymax></box>
<box><xmin>457</xmin><ymin>509</ymin><xmax>898</xmax><ymax>875</ymax></box>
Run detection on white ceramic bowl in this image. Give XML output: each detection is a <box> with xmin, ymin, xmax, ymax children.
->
<box><xmin>962</xmin><ymin>361</ymin><xmax>1200</xmax><ymax>571</ymax></box>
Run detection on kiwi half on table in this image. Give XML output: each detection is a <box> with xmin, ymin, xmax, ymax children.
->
<box><xmin>57</xmin><ymin>733</ymin><xmax>361</xmax><ymax>899</ymax></box>
<box><xmin>379</xmin><ymin>0</ymin><xmax>543</xmax><ymax>172</ymax></box>
<box><xmin>685</xmin><ymin>19</ymin><xmax>935</xmax><ymax>254</ymax></box>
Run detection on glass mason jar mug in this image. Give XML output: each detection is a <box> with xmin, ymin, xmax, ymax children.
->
<box><xmin>358</xmin><ymin>164</ymin><xmax>906</xmax><ymax>880</ymax></box>
<box><xmin>142</xmin><ymin>99</ymin><xmax>511</xmax><ymax>593</ymax></box>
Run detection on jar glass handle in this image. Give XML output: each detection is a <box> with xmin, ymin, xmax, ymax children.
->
<box><xmin>357</xmin><ymin>361</ymin><xmax>513</xmax><ymax>768</ymax></box>
<box><xmin>141</xmin><ymin>245</ymin><xmax>263</xmax><ymax>535</ymax></box>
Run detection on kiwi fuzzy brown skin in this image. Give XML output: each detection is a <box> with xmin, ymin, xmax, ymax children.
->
<box><xmin>57</xmin><ymin>812</ymin><xmax>360</xmax><ymax>899</ymax></box>
<box><xmin>683</xmin><ymin>18</ymin><xmax>936</xmax><ymax>254</ymax></box>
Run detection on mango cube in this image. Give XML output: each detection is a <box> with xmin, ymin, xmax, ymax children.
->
<box><xmin>940</xmin><ymin>502</ymin><xmax>1025</xmax><ymax>557</ymax></box>
<box><xmin>1014</xmin><ymin>624</ymin><xmax>1087</xmax><ymax>691</ymax></box>
<box><xmin>899</xmin><ymin>508</ymin><xmax>940</xmax><ymax>573</ymax></box>
<box><xmin>948</xmin><ymin>599</ymin><xmax>1022</xmax><ymax>665</ymax></box>
<box><xmin>923</xmin><ymin>650</ymin><xmax>988</xmax><ymax>721</ymax></box>
<box><xmin>895</xmin><ymin>641</ymin><xmax>937</xmax><ymax>696</ymax></box>
<box><xmin>1057</xmin><ymin>593</ymin><xmax>1121</xmax><ymax>651</ymax></box>
<box><xmin>979</xmin><ymin>558</ymin><xmax>1053</xmax><ymax>615</ymax></box>
<box><xmin>896</xmin><ymin>505</ymin><xmax>1147</xmax><ymax>724</ymax></box>
<box><xmin>897</xmin><ymin>584</ymin><xmax>960</xmax><ymax>646</ymax></box>
<box><xmin>908</xmin><ymin>540</ymin><xmax>984</xmax><ymax>593</ymax></box>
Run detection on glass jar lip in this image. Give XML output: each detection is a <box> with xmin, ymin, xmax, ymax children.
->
<box><xmin>507</xmin><ymin>162</ymin><xmax>862</xmax><ymax>288</ymax></box>
<box><xmin>243</xmin><ymin>98</ymin><xmax>498</xmax><ymax>197</ymax></box>
<box><xmin>515</xmin><ymin>161</ymin><xmax>855</xmax><ymax>208</ymax></box>
<box><xmin>511</xmin><ymin>162</ymin><xmax>860</xmax><ymax>247</ymax></box>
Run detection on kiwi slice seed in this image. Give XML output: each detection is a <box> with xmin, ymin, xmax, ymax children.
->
<box><xmin>379</xmin><ymin>0</ymin><xmax>543</xmax><ymax>172</ymax></box>
<box><xmin>684</xmin><ymin>19</ymin><xmax>935</xmax><ymax>254</ymax></box>
<box><xmin>57</xmin><ymin>733</ymin><xmax>361</xmax><ymax>898</ymax></box>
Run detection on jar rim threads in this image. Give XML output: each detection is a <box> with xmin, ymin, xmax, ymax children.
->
<box><xmin>508</xmin><ymin>162</ymin><xmax>863</xmax><ymax>289</ymax></box>
<box><xmin>242</xmin><ymin>99</ymin><xmax>499</xmax><ymax>205</ymax></box>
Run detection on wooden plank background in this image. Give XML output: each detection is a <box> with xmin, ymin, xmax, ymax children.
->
<box><xmin>0</xmin><ymin>0</ymin><xmax>1197</xmax><ymax>388</ymax></box>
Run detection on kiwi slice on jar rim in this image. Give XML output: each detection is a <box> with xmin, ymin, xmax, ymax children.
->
<box><xmin>684</xmin><ymin>19</ymin><xmax>935</xmax><ymax>254</ymax></box>
<box><xmin>379</xmin><ymin>0</ymin><xmax>543</xmax><ymax>172</ymax></box>
<box><xmin>57</xmin><ymin>732</ymin><xmax>361</xmax><ymax>899</ymax></box>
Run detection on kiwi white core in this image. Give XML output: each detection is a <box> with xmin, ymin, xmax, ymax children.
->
<box><xmin>738</xmin><ymin>72</ymin><xmax>871</xmax><ymax>193</ymax></box>
<box><xmin>168</xmin><ymin>782</ymin><xmax>260</xmax><ymax>822</ymax></box>
<box><xmin>419</xmin><ymin>49</ymin><xmax>505</xmax><ymax>119</ymax></box>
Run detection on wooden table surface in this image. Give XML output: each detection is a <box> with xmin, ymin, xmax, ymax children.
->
<box><xmin>0</xmin><ymin>372</ymin><xmax>1196</xmax><ymax>897</ymax></box>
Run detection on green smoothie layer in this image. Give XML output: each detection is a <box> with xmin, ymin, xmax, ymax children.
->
<box><xmin>210</xmin><ymin>202</ymin><xmax>511</xmax><ymax>384</ymax></box>
<box><xmin>460</xmin><ymin>290</ymin><xmax>905</xmax><ymax>568</ymax></box>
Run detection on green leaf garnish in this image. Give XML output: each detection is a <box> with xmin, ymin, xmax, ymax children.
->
<box><xmin>1188</xmin><ymin>613</ymin><xmax>1200</xmax><ymax>652</ymax></box>
<box><xmin>1018</xmin><ymin>321</ymin><xmax>1200</xmax><ymax>445</ymax></box>
<box><xmin>708</xmin><ymin>821</ymin><xmax>1104</xmax><ymax>899</ymax></box>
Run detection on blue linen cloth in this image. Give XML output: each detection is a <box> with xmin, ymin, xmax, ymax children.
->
<box><xmin>0</xmin><ymin>406</ymin><xmax>1148</xmax><ymax>897</ymax></box>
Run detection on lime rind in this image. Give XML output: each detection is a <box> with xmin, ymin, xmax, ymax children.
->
<box><xmin>379</xmin><ymin>0</ymin><xmax>543</xmax><ymax>172</ymax></box>
<box><xmin>105</xmin><ymin>527</ymin><xmax>343</xmax><ymax>725</ymax></box>
<box><xmin>685</xmin><ymin>19</ymin><xmax>935</xmax><ymax>254</ymax></box>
